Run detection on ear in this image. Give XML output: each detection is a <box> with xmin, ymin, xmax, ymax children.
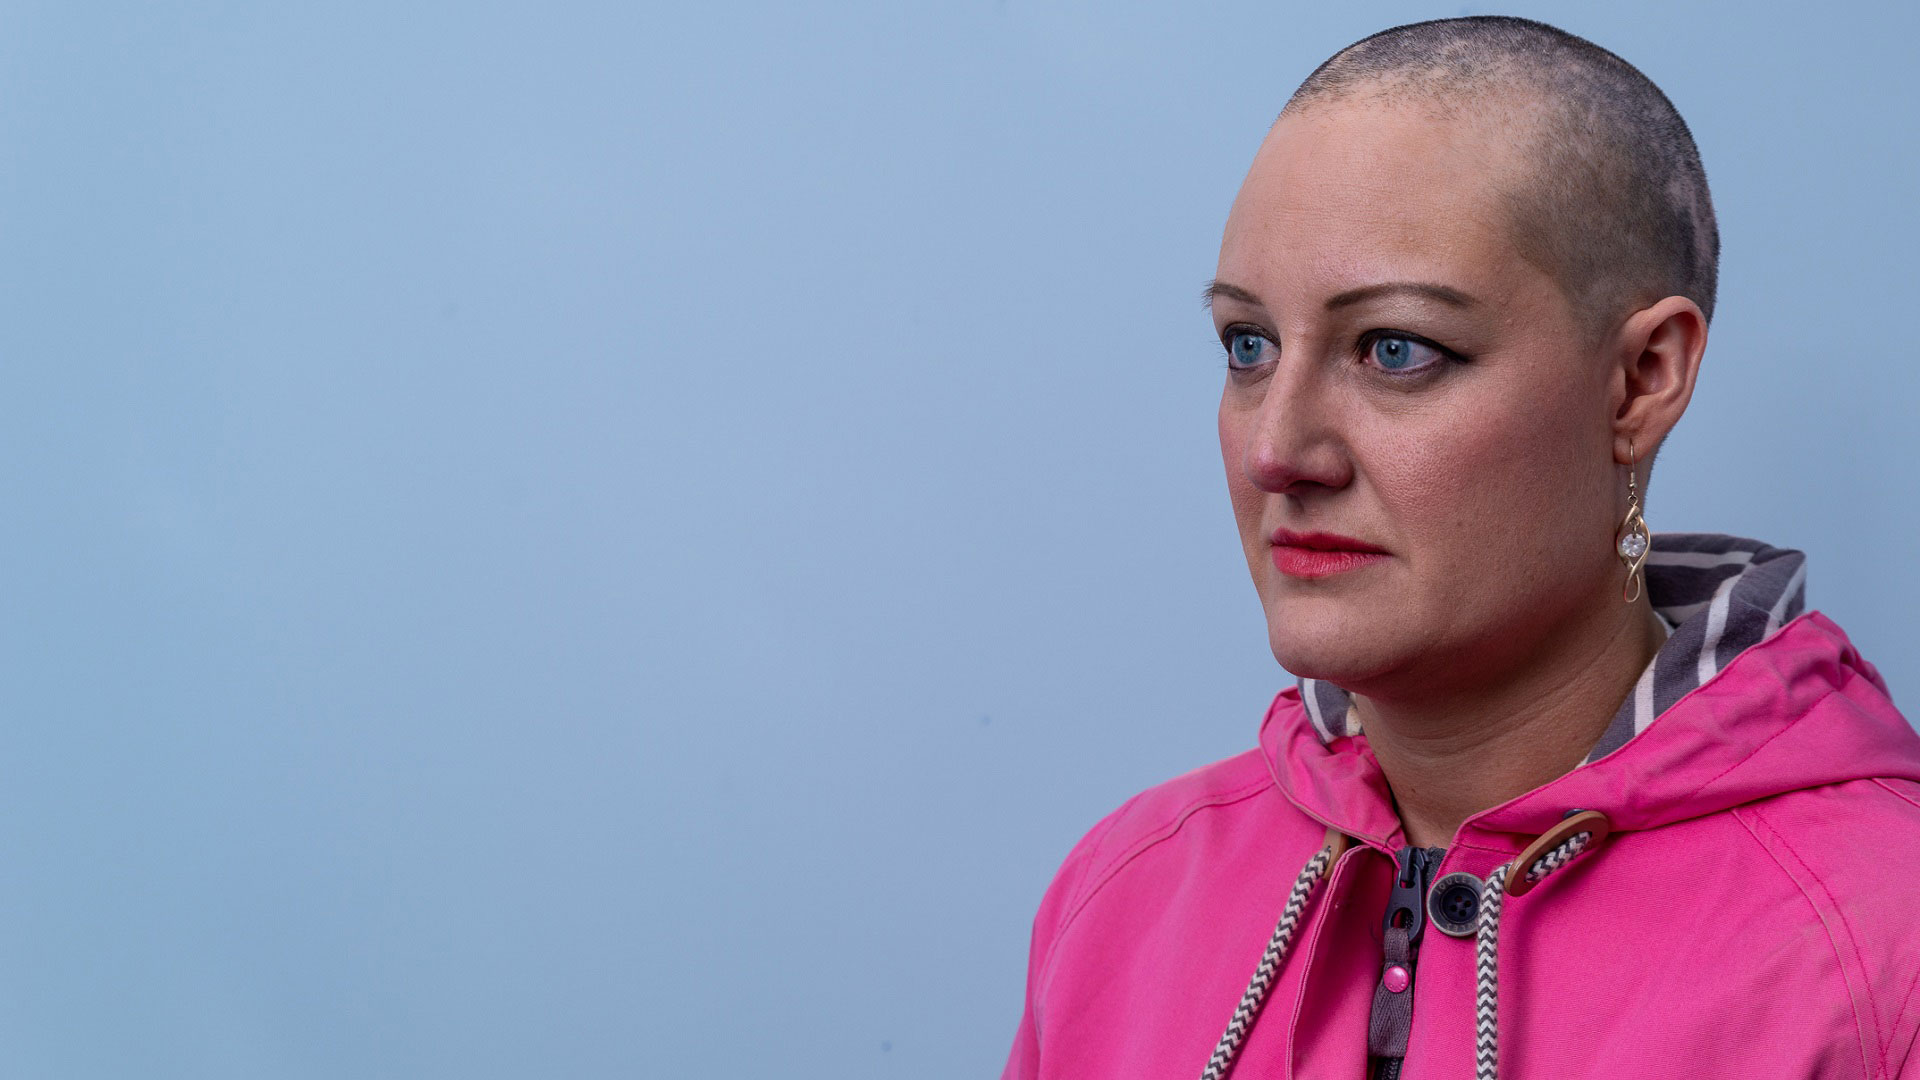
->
<box><xmin>1609</xmin><ymin>295</ymin><xmax>1707</xmax><ymax>476</ymax></box>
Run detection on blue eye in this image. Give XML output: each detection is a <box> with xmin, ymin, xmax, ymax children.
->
<box><xmin>1370</xmin><ymin>334</ymin><xmax>1445</xmax><ymax>372</ymax></box>
<box><xmin>1225</xmin><ymin>330</ymin><xmax>1274</xmax><ymax>369</ymax></box>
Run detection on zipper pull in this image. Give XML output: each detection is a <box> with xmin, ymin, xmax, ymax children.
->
<box><xmin>1381</xmin><ymin>846</ymin><xmax>1441</xmax><ymax>945</ymax></box>
<box><xmin>1369</xmin><ymin>846</ymin><xmax>1444</xmax><ymax>1073</ymax></box>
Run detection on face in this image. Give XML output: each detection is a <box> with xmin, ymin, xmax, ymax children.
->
<box><xmin>1213</xmin><ymin>98</ymin><xmax>1622</xmax><ymax>698</ymax></box>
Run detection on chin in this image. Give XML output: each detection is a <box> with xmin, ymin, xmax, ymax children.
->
<box><xmin>1264</xmin><ymin>600</ymin><xmax>1401</xmax><ymax>687</ymax></box>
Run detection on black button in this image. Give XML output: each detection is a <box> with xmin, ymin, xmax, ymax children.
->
<box><xmin>1426</xmin><ymin>872</ymin><xmax>1483</xmax><ymax>938</ymax></box>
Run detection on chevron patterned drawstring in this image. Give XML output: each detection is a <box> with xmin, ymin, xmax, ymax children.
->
<box><xmin>1474</xmin><ymin>825</ymin><xmax>1600</xmax><ymax>1080</ymax></box>
<box><xmin>1199</xmin><ymin>829</ymin><xmax>1348</xmax><ymax>1080</ymax></box>
<box><xmin>1200</xmin><ymin>816</ymin><xmax>1602</xmax><ymax>1080</ymax></box>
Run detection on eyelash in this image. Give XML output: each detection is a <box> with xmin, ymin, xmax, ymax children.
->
<box><xmin>1216</xmin><ymin>324</ymin><xmax>1468</xmax><ymax>376</ymax></box>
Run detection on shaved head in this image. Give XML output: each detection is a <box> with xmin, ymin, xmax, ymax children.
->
<box><xmin>1282</xmin><ymin>16</ymin><xmax>1718</xmax><ymax>337</ymax></box>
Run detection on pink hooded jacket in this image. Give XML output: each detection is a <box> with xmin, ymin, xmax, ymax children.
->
<box><xmin>1002</xmin><ymin>534</ymin><xmax>1920</xmax><ymax>1078</ymax></box>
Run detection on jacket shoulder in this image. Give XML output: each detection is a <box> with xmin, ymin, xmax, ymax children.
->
<box><xmin>1024</xmin><ymin>749</ymin><xmax>1286</xmax><ymax>967</ymax></box>
<box><xmin>1080</xmin><ymin>749</ymin><xmax>1275</xmax><ymax>886</ymax></box>
<box><xmin>1734</xmin><ymin>778</ymin><xmax>1920</xmax><ymax>1074</ymax></box>
<box><xmin>1004</xmin><ymin>749</ymin><xmax>1306</xmax><ymax>1077</ymax></box>
<box><xmin>1734</xmin><ymin>775</ymin><xmax>1920</xmax><ymax>936</ymax></box>
<box><xmin>1738</xmin><ymin>775</ymin><xmax>1920</xmax><ymax>889</ymax></box>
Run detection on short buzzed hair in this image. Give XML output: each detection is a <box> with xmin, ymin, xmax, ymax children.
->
<box><xmin>1283</xmin><ymin>16</ymin><xmax>1718</xmax><ymax>334</ymax></box>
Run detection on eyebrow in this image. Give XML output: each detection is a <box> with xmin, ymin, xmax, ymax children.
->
<box><xmin>1201</xmin><ymin>278</ymin><xmax>1481</xmax><ymax>312</ymax></box>
<box><xmin>1200</xmin><ymin>280</ymin><xmax>1264</xmax><ymax>310</ymax></box>
<box><xmin>1327</xmin><ymin>281</ymin><xmax>1480</xmax><ymax>310</ymax></box>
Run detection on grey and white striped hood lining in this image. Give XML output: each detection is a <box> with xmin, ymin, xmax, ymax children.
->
<box><xmin>1297</xmin><ymin>533</ymin><xmax>1809</xmax><ymax>764</ymax></box>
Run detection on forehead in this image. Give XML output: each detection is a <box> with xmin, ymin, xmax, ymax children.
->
<box><xmin>1218</xmin><ymin>99</ymin><xmax>1542</xmax><ymax>304</ymax></box>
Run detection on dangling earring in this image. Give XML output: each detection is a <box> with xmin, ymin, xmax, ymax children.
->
<box><xmin>1616</xmin><ymin>437</ymin><xmax>1651</xmax><ymax>603</ymax></box>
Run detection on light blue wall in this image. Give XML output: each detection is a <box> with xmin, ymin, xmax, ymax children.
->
<box><xmin>2</xmin><ymin>2</ymin><xmax>1913</xmax><ymax>1076</ymax></box>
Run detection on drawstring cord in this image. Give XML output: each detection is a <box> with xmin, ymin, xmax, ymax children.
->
<box><xmin>1474</xmin><ymin>826</ymin><xmax>1597</xmax><ymax>1080</ymax></box>
<box><xmin>1472</xmin><ymin>868</ymin><xmax>1508</xmax><ymax>1079</ymax></box>
<box><xmin>1201</xmin><ymin>813</ymin><xmax>1607</xmax><ymax>1080</ymax></box>
<box><xmin>1200</xmin><ymin>828</ymin><xmax>1348</xmax><ymax>1080</ymax></box>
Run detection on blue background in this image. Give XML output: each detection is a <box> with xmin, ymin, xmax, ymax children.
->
<box><xmin>2</xmin><ymin>1</ymin><xmax>1914</xmax><ymax>1076</ymax></box>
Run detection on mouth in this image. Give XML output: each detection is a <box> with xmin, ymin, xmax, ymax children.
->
<box><xmin>1267</xmin><ymin>528</ymin><xmax>1390</xmax><ymax>580</ymax></box>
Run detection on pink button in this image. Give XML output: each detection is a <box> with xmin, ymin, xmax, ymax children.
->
<box><xmin>1383</xmin><ymin>965</ymin><xmax>1410</xmax><ymax>993</ymax></box>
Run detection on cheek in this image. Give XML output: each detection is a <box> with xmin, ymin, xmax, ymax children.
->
<box><xmin>1364</xmin><ymin>375</ymin><xmax>1607</xmax><ymax>569</ymax></box>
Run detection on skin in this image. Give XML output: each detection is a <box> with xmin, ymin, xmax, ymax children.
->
<box><xmin>1211</xmin><ymin>94</ymin><xmax>1707</xmax><ymax>848</ymax></box>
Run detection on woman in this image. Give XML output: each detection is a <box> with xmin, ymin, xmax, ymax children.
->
<box><xmin>1001</xmin><ymin>17</ymin><xmax>1920</xmax><ymax>1080</ymax></box>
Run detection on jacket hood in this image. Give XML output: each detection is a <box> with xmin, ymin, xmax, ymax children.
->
<box><xmin>1259</xmin><ymin>533</ymin><xmax>1920</xmax><ymax>851</ymax></box>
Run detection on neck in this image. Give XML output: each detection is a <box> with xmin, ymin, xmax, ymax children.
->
<box><xmin>1349</xmin><ymin>592</ymin><xmax>1669</xmax><ymax>849</ymax></box>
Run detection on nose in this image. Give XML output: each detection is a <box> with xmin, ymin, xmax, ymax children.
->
<box><xmin>1233</xmin><ymin>353</ymin><xmax>1353</xmax><ymax>496</ymax></box>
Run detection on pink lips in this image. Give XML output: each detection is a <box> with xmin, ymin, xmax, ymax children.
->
<box><xmin>1268</xmin><ymin>528</ymin><xmax>1390</xmax><ymax>579</ymax></box>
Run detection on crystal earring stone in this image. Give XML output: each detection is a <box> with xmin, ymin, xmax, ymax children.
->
<box><xmin>1618</xmin><ymin>531</ymin><xmax>1648</xmax><ymax>560</ymax></box>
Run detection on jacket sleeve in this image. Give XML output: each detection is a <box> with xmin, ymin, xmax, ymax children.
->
<box><xmin>1000</xmin><ymin>794</ymin><xmax>1140</xmax><ymax>1080</ymax></box>
<box><xmin>1892</xmin><ymin>971</ymin><xmax>1920</xmax><ymax>1078</ymax></box>
<box><xmin>1897</xmin><ymin>1005</ymin><xmax>1920</xmax><ymax>1079</ymax></box>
